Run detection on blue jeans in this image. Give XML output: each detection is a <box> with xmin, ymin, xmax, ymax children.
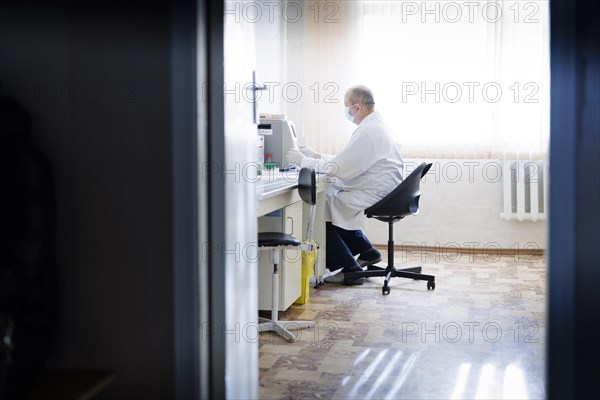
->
<box><xmin>326</xmin><ymin>222</ymin><xmax>374</xmax><ymax>272</ymax></box>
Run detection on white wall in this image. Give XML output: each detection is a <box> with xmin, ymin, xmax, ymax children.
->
<box><xmin>255</xmin><ymin>10</ymin><xmax>286</xmax><ymax>115</ymax></box>
<box><xmin>363</xmin><ymin>159</ymin><xmax>547</xmax><ymax>251</ymax></box>
<box><xmin>283</xmin><ymin>5</ymin><xmax>306</xmax><ymax>143</ymax></box>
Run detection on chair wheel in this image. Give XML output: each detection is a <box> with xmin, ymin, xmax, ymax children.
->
<box><xmin>382</xmin><ymin>286</ymin><xmax>390</xmax><ymax>295</ymax></box>
<box><xmin>427</xmin><ymin>281</ymin><xmax>435</xmax><ymax>290</ymax></box>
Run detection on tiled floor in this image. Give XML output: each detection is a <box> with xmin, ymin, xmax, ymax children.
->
<box><xmin>259</xmin><ymin>250</ymin><xmax>546</xmax><ymax>399</ymax></box>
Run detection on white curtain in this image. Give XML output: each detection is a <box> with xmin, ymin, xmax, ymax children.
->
<box><xmin>299</xmin><ymin>1</ymin><xmax>365</xmax><ymax>155</ymax></box>
<box><xmin>299</xmin><ymin>0</ymin><xmax>550</xmax><ymax>160</ymax></box>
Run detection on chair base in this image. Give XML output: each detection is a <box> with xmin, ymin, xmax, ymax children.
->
<box><xmin>345</xmin><ymin>265</ymin><xmax>435</xmax><ymax>295</ymax></box>
<box><xmin>258</xmin><ymin>317</ymin><xmax>316</xmax><ymax>342</ymax></box>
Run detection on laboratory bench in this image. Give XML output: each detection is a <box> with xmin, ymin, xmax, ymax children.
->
<box><xmin>256</xmin><ymin>169</ymin><xmax>329</xmax><ymax>311</ymax></box>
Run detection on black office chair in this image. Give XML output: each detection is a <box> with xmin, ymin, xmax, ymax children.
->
<box><xmin>257</xmin><ymin>167</ymin><xmax>317</xmax><ymax>342</ymax></box>
<box><xmin>345</xmin><ymin>162</ymin><xmax>436</xmax><ymax>295</ymax></box>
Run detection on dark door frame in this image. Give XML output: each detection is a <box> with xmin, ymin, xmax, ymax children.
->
<box><xmin>548</xmin><ymin>0</ymin><xmax>600</xmax><ymax>398</ymax></box>
<box><xmin>171</xmin><ymin>0</ymin><xmax>226</xmax><ymax>398</ymax></box>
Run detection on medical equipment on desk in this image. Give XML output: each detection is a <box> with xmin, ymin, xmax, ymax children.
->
<box><xmin>258</xmin><ymin>114</ymin><xmax>299</xmax><ymax>171</ymax></box>
<box><xmin>257</xmin><ymin>134</ymin><xmax>265</xmax><ymax>165</ymax></box>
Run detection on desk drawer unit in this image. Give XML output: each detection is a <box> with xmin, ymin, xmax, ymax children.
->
<box><xmin>258</xmin><ymin>201</ymin><xmax>302</xmax><ymax>311</ymax></box>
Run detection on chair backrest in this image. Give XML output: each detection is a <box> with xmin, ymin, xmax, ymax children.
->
<box><xmin>298</xmin><ymin>168</ymin><xmax>316</xmax><ymax>205</ymax></box>
<box><xmin>364</xmin><ymin>162</ymin><xmax>432</xmax><ymax>222</ymax></box>
<box><xmin>298</xmin><ymin>168</ymin><xmax>317</xmax><ymax>242</ymax></box>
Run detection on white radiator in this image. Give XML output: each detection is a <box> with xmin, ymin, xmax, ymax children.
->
<box><xmin>500</xmin><ymin>160</ymin><xmax>548</xmax><ymax>222</ymax></box>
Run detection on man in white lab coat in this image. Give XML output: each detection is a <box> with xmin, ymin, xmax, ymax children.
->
<box><xmin>286</xmin><ymin>85</ymin><xmax>404</xmax><ymax>285</ymax></box>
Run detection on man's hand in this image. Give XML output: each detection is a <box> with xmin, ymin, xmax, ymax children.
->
<box><xmin>286</xmin><ymin>149</ymin><xmax>305</xmax><ymax>167</ymax></box>
<box><xmin>298</xmin><ymin>144</ymin><xmax>320</xmax><ymax>159</ymax></box>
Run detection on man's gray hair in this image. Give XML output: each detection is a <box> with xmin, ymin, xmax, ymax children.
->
<box><xmin>347</xmin><ymin>85</ymin><xmax>375</xmax><ymax>111</ymax></box>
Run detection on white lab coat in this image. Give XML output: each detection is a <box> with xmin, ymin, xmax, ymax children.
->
<box><xmin>301</xmin><ymin>111</ymin><xmax>404</xmax><ymax>230</ymax></box>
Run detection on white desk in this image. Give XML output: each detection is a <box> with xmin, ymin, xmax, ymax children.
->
<box><xmin>256</xmin><ymin>170</ymin><xmax>328</xmax><ymax>311</ymax></box>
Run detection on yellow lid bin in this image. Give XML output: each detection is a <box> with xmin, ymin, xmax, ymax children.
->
<box><xmin>294</xmin><ymin>241</ymin><xmax>317</xmax><ymax>305</ymax></box>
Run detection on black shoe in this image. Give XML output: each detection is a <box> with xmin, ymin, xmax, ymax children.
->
<box><xmin>323</xmin><ymin>271</ymin><xmax>364</xmax><ymax>286</ymax></box>
<box><xmin>323</xmin><ymin>271</ymin><xmax>345</xmax><ymax>284</ymax></box>
<box><xmin>357</xmin><ymin>248</ymin><xmax>382</xmax><ymax>268</ymax></box>
<box><xmin>341</xmin><ymin>263</ymin><xmax>365</xmax><ymax>285</ymax></box>
<box><xmin>343</xmin><ymin>276</ymin><xmax>365</xmax><ymax>286</ymax></box>
<box><xmin>342</xmin><ymin>263</ymin><xmax>364</xmax><ymax>274</ymax></box>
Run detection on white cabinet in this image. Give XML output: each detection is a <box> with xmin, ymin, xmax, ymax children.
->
<box><xmin>258</xmin><ymin>201</ymin><xmax>302</xmax><ymax>311</ymax></box>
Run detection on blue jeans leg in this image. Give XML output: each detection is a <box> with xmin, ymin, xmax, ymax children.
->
<box><xmin>332</xmin><ymin>224</ymin><xmax>374</xmax><ymax>256</ymax></box>
<box><xmin>326</xmin><ymin>222</ymin><xmax>374</xmax><ymax>272</ymax></box>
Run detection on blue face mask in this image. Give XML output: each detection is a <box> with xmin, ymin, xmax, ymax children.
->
<box><xmin>344</xmin><ymin>105</ymin><xmax>355</xmax><ymax>122</ymax></box>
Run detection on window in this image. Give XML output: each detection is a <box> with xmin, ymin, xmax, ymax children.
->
<box><xmin>301</xmin><ymin>1</ymin><xmax>550</xmax><ymax>159</ymax></box>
